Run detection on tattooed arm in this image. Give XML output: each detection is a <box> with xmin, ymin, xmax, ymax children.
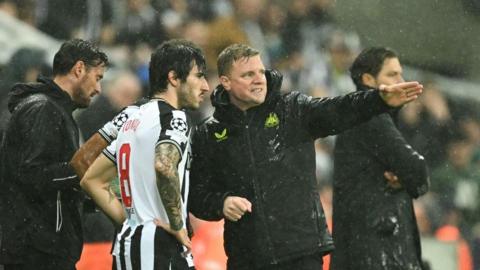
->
<box><xmin>80</xmin><ymin>154</ymin><xmax>126</xmax><ymax>225</ymax></box>
<box><xmin>154</xmin><ymin>142</ymin><xmax>191</xmax><ymax>248</ymax></box>
<box><xmin>154</xmin><ymin>143</ymin><xmax>184</xmax><ymax>230</ymax></box>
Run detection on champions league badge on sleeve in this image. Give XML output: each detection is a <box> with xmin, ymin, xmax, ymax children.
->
<box><xmin>166</xmin><ymin>114</ymin><xmax>189</xmax><ymax>146</ymax></box>
<box><xmin>165</xmin><ymin>110</ymin><xmax>189</xmax><ymax>145</ymax></box>
<box><xmin>170</xmin><ymin>117</ymin><xmax>188</xmax><ymax>133</ymax></box>
<box><xmin>113</xmin><ymin>111</ymin><xmax>129</xmax><ymax>129</ymax></box>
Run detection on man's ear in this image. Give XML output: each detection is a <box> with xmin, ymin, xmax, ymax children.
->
<box><xmin>72</xmin><ymin>60</ymin><xmax>86</xmax><ymax>78</ymax></box>
<box><xmin>219</xmin><ymin>75</ymin><xmax>230</xmax><ymax>91</ymax></box>
<box><xmin>167</xmin><ymin>71</ymin><xmax>179</xmax><ymax>87</ymax></box>
<box><xmin>361</xmin><ymin>73</ymin><xmax>377</xmax><ymax>88</ymax></box>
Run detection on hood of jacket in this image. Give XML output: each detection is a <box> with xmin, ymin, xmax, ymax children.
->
<box><xmin>8</xmin><ymin>76</ymin><xmax>77</xmax><ymax>114</ymax></box>
<box><xmin>210</xmin><ymin>69</ymin><xmax>283</xmax><ymax>123</ymax></box>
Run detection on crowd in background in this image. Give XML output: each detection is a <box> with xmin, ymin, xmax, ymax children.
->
<box><xmin>1</xmin><ymin>0</ymin><xmax>480</xmax><ymax>269</ymax></box>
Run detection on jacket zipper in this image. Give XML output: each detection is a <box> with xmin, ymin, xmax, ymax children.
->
<box><xmin>245</xmin><ymin>123</ymin><xmax>278</xmax><ymax>264</ymax></box>
<box><xmin>56</xmin><ymin>191</ymin><xmax>63</xmax><ymax>232</ymax></box>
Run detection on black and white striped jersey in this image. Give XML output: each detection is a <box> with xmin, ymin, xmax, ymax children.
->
<box><xmin>103</xmin><ymin>99</ymin><xmax>194</xmax><ymax>269</ymax></box>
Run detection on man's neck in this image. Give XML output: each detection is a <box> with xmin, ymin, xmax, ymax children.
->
<box><xmin>152</xmin><ymin>91</ymin><xmax>179</xmax><ymax>109</ymax></box>
<box><xmin>53</xmin><ymin>76</ymin><xmax>75</xmax><ymax>99</ymax></box>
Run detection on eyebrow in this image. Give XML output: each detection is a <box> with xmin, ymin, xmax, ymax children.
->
<box><xmin>241</xmin><ymin>69</ymin><xmax>265</xmax><ymax>75</ymax></box>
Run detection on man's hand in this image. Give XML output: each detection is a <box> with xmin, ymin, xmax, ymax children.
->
<box><xmin>379</xmin><ymin>81</ymin><xmax>423</xmax><ymax>107</ymax></box>
<box><xmin>384</xmin><ymin>171</ymin><xmax>402</xmax><ymax>189</ymax></box>
<box><xmin>98</xmin><ymin>105</ymin><xmax>138</xmax><ymax>143</ymax></box>
<box><xmin>223</xmin><ymin>196</ymin><xmax>252</xmax><ymax>222</ymax></box>
<box><xmin>154</xmin><ymin>218</ymin><xmax>192</xmax><ymax>249</ymax></box>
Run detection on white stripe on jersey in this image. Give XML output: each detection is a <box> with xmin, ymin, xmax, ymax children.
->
<box><xmin>124</xmin><ymin>228</ymin><xmax>135</xmax><ymax>270</ymax></box>
<box><xmin>140</xmin><ymin>222</ymin><xmax>157</xmax><ymax>269</ymax></box>
<box><xmin>113</xmin><ymin>222</ymin><xmax>135</xmax><ymax>270</ymax></box>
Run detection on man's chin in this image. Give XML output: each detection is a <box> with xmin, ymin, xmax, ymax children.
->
<box><xmin>185</xmin><ymin>103</ymin><xmax>200</xmax><ymax>110</ymax></box>
<box><xmin>254</xmin><ymin>97</ymin><xmax>266</xmax><ymax>105</ymax></box>
<box><xmin>75</xmin><ymin>99</ymin><xmax>91</xmax><ymax>108</ymax></box>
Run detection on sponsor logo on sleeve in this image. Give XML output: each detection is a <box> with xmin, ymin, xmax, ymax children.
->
<box><xmin>214</xmin><ymin>128</ymin><xmax>228</xmax><ymax>142</ymax></box>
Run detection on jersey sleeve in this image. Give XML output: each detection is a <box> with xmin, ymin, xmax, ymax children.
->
<box><xmin>102</xmin><ymin>138</ymin><xmax>117</xmax><ymax>164</ymax></box>
<box><xmin>156</xmin><ymin>110</ymin><xmax>190</xmax><ymax>157</ymax></box>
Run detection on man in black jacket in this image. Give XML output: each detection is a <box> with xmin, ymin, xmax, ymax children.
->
<box><xmin>189</xmin><ymin>43</ymin><xmax>423</xmax><ymax>270</ymax></box>
<box><xmin>0</xmin><ymin>39</ymin><xmax>108</xmax><ymax>270</ymax></box>
<box><xmin>331</xmin><ymin>47</ymin><xmax>430</xmax><ymax>270</ymax></box>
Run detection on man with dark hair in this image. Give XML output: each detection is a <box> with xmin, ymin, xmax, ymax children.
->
<box><xmin>189</xmin><ymin>43</ymin><xmax>423</xmax><ymax>270</ymax></box>
<box><xmin>331</xmin><ymin>47</ymin><xmax>430</xmax><ymax>270</ymax></box>
<box><xmin>0</xmin><ymin>39</ymin><xmax>108</xmax><ymax>269</ymax></box>
<box><xmin>81</xmin><ymin>39</ymin><xmax>209</xmax><ymax>270</ymax></box>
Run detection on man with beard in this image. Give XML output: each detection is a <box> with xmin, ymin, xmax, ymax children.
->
<box><xmin>0</xmin><ymin>39</ymin><xmax>108</xmax><ymax>269</ymax></box>
<box><xmin>81</xmin><ymin>39</ymin><xmax>210</xmax><ymax>270</ymax></box>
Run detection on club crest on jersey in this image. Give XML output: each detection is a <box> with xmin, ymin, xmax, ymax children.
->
<box><xmin>214</xmin><ymin>128</ymin><xmax>228</xmax><ymax>142</ymax></box>
<box><xmin>264</xmin><ymin>112</ymin><xmax>279</xmax><ymax>128</ymax></box>
<box><xmin>170</xmin><ymin>117</ymin><xmax>188</xmax><ymax>132</ymax></box>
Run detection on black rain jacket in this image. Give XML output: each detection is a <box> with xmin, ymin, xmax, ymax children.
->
<box><xmin>0</xmin><ymin>77</ymin><xmax>83</xmax><ymax>264</ymax></box>
<box><xmin>189</xmin><ymin>70</ymin><xmax>394</xmax><ymax>269</ymax></box>
<box><xmin>331</xmin><ymin>85</ymin><xmax>430</xmax><ymax>270</ymax></box>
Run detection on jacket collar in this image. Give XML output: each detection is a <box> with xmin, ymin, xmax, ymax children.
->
<box><xmin>8</xmin><ymin>76</ymin><xmax>78</xmax><ymax>114</ymax></box>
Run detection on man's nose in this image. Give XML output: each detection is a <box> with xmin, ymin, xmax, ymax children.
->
<box><xmin>201</xmin><ymin>78</ymin><xmax>210</xmax><ymax>92</ymax></box>
<box><xmin>96</xmin><ymin>82</ymin><xmax>102</xmax><ymax>94</ymax></box>
<box><xmin>253</xmin><ymin>72</ymin><xmax>266</xmax><ymax>84</ymax></box>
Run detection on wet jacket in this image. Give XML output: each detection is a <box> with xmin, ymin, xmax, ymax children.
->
<box><xmin>189</xmin><ymin>70</ymin><xmax>395</xmax><ymax>269</ymax></box>
<box><xmin>331</xmin><ymin>86</ymin><xmax>429</xmax><ymax>270</ymax></box>
<box><xmin>0</xmin><ymin>77</ymin><xmax>83</xmax><ymax>264</ymax></box>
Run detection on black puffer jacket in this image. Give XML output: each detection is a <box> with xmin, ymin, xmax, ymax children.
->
<box><xmin>331</xmin><ymin>87</ymin><xmax>429</xmax><ymax>270</ymax></box>
<box><xmin>0</xmin><ymin>77</ymin><xmax>83</xmax><ymax>264</ymax></box>
<box><xmin>189</xmin><ymin>70</ymin><xmax>394</xmax><ymax>269</ymax></box>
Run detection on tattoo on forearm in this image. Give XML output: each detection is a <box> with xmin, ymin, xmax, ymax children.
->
<box><xmin>155</xmin><ymin>143</ymin><xmax>183</xmax><ymax>231</ymax></box>
<box><xmin>106</xmin><ymin>183</ymin><xmax>116</xmax><ymax>202</ymax></box>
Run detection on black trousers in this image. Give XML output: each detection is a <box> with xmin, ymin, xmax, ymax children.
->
<box><xmin>3</xmin><ymin>248</ymin><xmax>76</xmax><ymax>270</ymax></box>
<box><xmin>258</xmin><ymin>253</ymin><xmax>324</xmax><ymax>270</ymax></box>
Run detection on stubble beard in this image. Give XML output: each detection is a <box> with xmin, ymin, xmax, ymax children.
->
<box><xmin>178</xmin><ymin>87</ymin><xmax>199</xmax><ymax>110</ymax></box>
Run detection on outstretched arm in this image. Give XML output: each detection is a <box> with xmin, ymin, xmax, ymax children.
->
<box><xmin>378</xmin><ymin>81</ymin><xmax>423</xmax><ymax>107</ymax></box>
<box><xmin>154</xmin><ymin>142</ymin><xmax>191</xmax><ymax>248</ymax></box>
<box><xmin>70</xmin><ymin>133</ymin><xmax>108</xmax><ymax>179</ymax></box>
<box><xmin>80</xmin><ymin>154</ymin><xmax>126</xmax><ymax>225</ymax></box>
<box><xmin>298</xmin><ymin>81</ymin><xmax>423</xmax><ymax>138</ymax></box>
<box><xmin>70</xmin><ymin>105</ymin><xmax>139</xmax><ymax>178</ymax></box>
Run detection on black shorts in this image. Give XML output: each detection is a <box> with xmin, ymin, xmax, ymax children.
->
<box><xmin>112</xmin><ymin>223</ymin><xmax>194</xmax><ymax>270</ymax></box>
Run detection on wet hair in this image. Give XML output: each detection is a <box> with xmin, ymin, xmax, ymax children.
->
<box><xmin>52</xmin><ymin>39</ymin><xmax>108</xmax><ymax>76</ymax></box>
<box><xmin>350</xmin><ymin>47</ymin><xmax>397</xmax><ymax>88</ymax></box>
<box><xmin>149</xmin><ymin>39</ymin><xmax>206</xmax><ymax>97</ymax></box>
<box><xmin>217</xmin><ymin>44</ymin><xmax>260</xmax><ymax>76</ymax></box>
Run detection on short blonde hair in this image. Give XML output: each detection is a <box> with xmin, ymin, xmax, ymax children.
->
<box><xmin>217</xmin><ymin>44</ymin><xmax>259</xmax><ymax>76</ymax></box>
